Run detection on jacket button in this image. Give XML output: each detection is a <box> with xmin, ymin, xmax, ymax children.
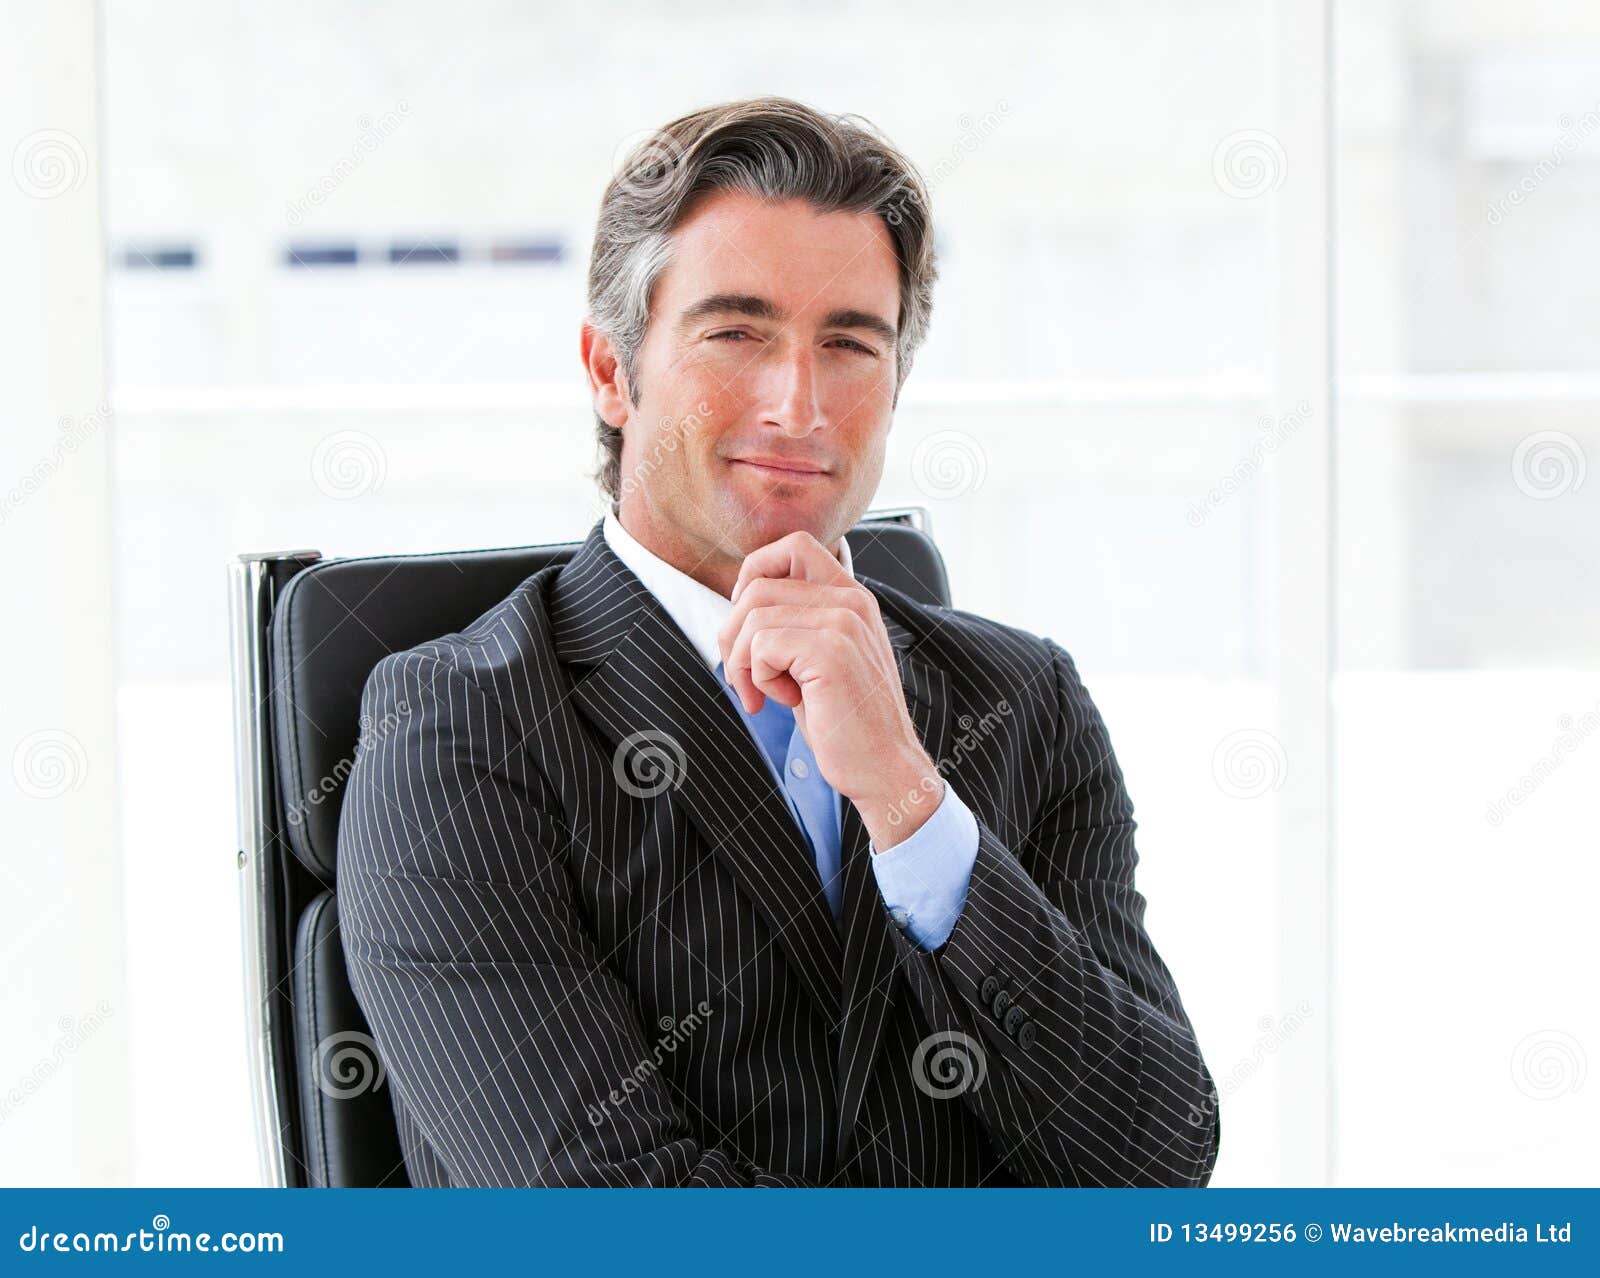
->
<box><xmin>990</xmin><ymin>989</ymin><xmax>1012</xmax><ymax>1019</ymax></box>
<box><xmin>1003</xmin><ymin>1005</ymin><xmax>1027</xmax><ymax>1036</ymax></box>
<box><xmin>979</xmin><ymin>975</ymin><xmax>1001</xmax><ymax>1004</ymax></box>
<box><xmin>1016</xmin><ymin>1020</ymin><xmax>1037</xmax><ymax>1051</ymax></box>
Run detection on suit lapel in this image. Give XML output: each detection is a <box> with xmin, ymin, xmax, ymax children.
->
<box><xmin>550</xmin><ymin>521</ymin><xmax>956</xmax><ymax>1166</ymax></box>
<box><xmin>551</xmin><ymin>523</ymin><xmax>843</xmax><ymax>1024</ymax></box>
<box><xmin>833</xmin><ymin>630</ymin><xmax>953</xmax><ymax>1170</ymax></box>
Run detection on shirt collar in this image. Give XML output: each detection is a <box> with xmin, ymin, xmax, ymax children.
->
<box><xmin>601</xmin><ymin>511</ymin><xmax>854</xmax><ymax>673</ymax></box>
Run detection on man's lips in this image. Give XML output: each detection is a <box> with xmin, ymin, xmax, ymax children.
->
<box><xmin>729</xmin><ymin>456</ymin><xmax>832</xmax><ymax>479</ymax></box>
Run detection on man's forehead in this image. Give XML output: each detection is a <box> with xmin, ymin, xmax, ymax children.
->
<box><xmin>657</xmin><ymin>195</ymin><xmax>900</xmax><ymax>324</ymax></box>
<box><xmin>675</xmin><ymin>192</ymin><xmax>894</xmax><ymax>266</ymax></box>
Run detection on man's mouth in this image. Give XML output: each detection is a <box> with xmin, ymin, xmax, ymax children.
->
<box><xmin>729</xmin><ymin>455</ymin><xmax>832</xmax><ymax>479</ymax></box>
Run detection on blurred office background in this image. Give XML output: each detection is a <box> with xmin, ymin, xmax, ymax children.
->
<box><xmin>2</xmin><ymin>0</ymin><xmax>1596</xmax><ymax>1186</ymax></box>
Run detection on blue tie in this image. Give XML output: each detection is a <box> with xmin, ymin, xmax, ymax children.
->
<box><xmin>715</xmin><ymin>661</ymin><xmax>843</xmax><ymax>922</ymax></box>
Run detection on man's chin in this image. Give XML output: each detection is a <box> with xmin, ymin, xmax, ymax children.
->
<box><xmin>719</xmin><ymin>496</ymin><xmax>840</xmax><ymax>556</ymax></box>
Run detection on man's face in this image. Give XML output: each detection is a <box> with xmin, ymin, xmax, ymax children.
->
<box><xmin>588</xmin><ymin>188</ymin><xmax>902</xmax><ymax>585</ymax></box>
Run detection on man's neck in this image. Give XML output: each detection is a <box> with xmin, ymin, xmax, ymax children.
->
<box><xmin>615</xmin><ymin>507</ymin><xmax>742</xmax><ymax>599</ymax></box>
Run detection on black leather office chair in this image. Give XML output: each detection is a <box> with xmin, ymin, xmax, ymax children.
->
<box><xmin>227</xmin><ymin>508</ymin><xmax>952</xmax><ymax>1187</ymax></box>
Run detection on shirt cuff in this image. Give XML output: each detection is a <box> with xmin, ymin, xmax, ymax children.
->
<box><xmin>868</xmin><ymin>780</ymin><xmax>980</xmax><ymax>951</ymax></box>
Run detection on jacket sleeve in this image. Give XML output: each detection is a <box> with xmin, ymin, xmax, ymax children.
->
<box><xmin>335</xmin><ymin>648</ymin><xmax>816</xmax><ymax>1187</ymax></box>
<box><xmin>883</xmin><ymin>638</ymin><xmax>1221</xmax><ymax>1187</ymax></box>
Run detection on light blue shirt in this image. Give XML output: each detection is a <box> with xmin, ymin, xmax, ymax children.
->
<box><xmin>860</xmin><ymin>770</ymin><xmax>979</xmax><ymax>950</ymax></box>
<box><xmin>715</xmin><ymin>660</ymin><xmax>845</xmax><ymax>919</ymax></box>
<box><xmin>602</xmin><ymin>512</ymin><xmax>978</xmax><ymax>950</ymax></box>
<box><xmin>713</xmin><ymin>660</ymin><xmax>980</xmax><ymax>949</ymax></box>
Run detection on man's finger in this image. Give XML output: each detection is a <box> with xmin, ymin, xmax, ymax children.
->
<box><xmin>724</xmin><ymin>604</ymin><xmax>852</xmax><ymax>711</ymax></box>
<box><xmin>724</xmin><ymin>607</ymin><xmax>816</xmax><ymax>713</ymax></box>
<box><xmin>748</xmin><ymin>626</ymin><xmax>811</xmax><ymax>710</ymax></box>
<box><xmin>725</xmin><ymin>648</ymin><xmax>773</xmax><ymax>715</ymax></box>
<box><xmin>717</xmin><ymin>581</ymin><xmax>854</xmax><ymax>668</ymax></box>
<box><xmin>731</xmin><ymin>530</ymin><xmax>849</xmax><ymax>603</ymax></box>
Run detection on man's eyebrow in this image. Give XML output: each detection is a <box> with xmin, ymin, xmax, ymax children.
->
<box><xmin>676</xmin><ymin>294</ymin><xmax>898</xmax><ymax>349</ymax></box>
<box><xmin>820</xmin><ymin>307</ymin><xmax>898</xmax><ymax>349</ymax></box>
<box><xmin>676</xmin><ymin>293</ymin><xmax>783</xmax><ymax>331</ymax></box>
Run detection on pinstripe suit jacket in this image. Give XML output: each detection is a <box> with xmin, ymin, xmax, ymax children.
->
<box><xmin>335</xmin><ymin>520</ymin><xmax>1221</xmax><ymax>1187</ymax></box>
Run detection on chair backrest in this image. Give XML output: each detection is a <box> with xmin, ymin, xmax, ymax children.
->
<box><xmin>228</xmin><ymin>511</ymin><xmax>951</xmax><ymax>1187</ymax></box>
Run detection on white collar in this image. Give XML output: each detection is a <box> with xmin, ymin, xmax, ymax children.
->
<box><xmin>601</xmin><ymin>511</ymin><xmax>854</xmax><ymax>672</ymax></box>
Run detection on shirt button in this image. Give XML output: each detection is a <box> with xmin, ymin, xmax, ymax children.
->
<box><xmin>789</xmin><ymin>758</ymin><xmax>809</xmax><ymax>779</ymax></box>
<box><xmin>888</xmin><ymin>906</ymin><xmax>911</xmax><ymax>930</ymax></box>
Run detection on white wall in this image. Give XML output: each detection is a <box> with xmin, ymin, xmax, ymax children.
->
<box><xmin>0</xmin><ymin>0</ymin><xmax>130</xmax><ymax>1186</ymax></box>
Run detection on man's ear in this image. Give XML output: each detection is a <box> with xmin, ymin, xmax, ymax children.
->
<box><xmin>580</xmin><ymin>321</ymin><xmax>633</xmax><ymax>431</ymax></box>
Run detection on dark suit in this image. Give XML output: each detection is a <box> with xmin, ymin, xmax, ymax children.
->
<box><xmin>335</xmin><ymin>520</ymin><xmax>1221</xmax><ymax>1186</ymax></box>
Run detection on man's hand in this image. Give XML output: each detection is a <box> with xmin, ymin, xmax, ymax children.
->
<box><xmin>716</xmin><ymin>530</ymin><xmax>943</xmax><ymax>852</ymax></box>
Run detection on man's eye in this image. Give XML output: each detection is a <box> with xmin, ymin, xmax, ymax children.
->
<box><xmin>829</xmin><ymin>338</ymin><xmax>877</xmax><ymax>356</ymax></box>
<box><xmin>708</xmin><ymin>330</ymin><xmax>750</xmax><ymax>342</ymax></box>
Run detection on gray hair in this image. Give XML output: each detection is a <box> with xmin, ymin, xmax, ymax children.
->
<box><xmin>586</xmin><ymin>96</ymin><xmax>939</xmax><ymax>510</ymax></box>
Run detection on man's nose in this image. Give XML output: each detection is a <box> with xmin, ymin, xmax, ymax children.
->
<box><xmin>760</xmin><ymin>344</ymin><xmax>826</xmax><ymax>436</ymax></box>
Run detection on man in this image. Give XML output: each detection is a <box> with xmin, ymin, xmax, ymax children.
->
<box><xmin>336</xmin><ymin>96</ymin><xmax>1220</xmax><ymax>1187</ymax></box>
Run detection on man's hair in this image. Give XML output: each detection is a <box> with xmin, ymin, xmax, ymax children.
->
<box><xmin>585</xmin><ymin>96</ymin><xmax>938</xmax><ymax>510</ymax></box>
